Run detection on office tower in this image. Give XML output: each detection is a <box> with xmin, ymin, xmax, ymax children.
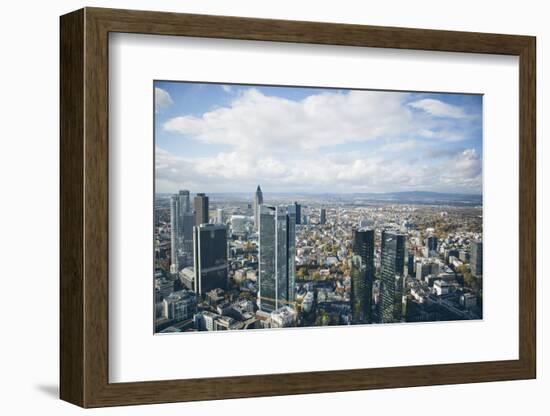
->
<box><xmin>163</xmin><ymin>290</ymin><xmax>197</xmax><ymax>321</ymax></box>
<box><xmin>253</xmin><ymin>185</ymin><xmax>263</xmax><ymax>230</ymax></box>
<box><xmin>193</xmin><ymin>224</ymin><xmax>228</xmax><ymax>295</ymax></box>
<box><xmin>294</xmin><ymin>202</ymin><xmax>302</xmax><ymax>225</ymax></box>
<box><xmin>351</xmin><ymin>228</ymin><xmax>375</xmax><ymax>323</ymax></box>
<box><xmin>182</xmin><ymin>212</ymin><xmax>194</xmax><ymax>256</ymax></box>
<box><xmin>379</xmin><ymin>231</ymin><xmax>406</xmax><ymax>323</ymax></box>
<box><xmin>170</xmin><ymin>194</ymin><xmax>180</xmax><ymax>272</ymax></box>
<box><xmin>170</xmin><ymin>190</ymin><xmax>195</xmax><ymax>273</ymax></box>
<box><xmin>320</xmin><ymin>208</ymin><xmax>326</xmax><ymax>225</ymax></box>
<box><xmin>426</xmin><ymin>235</ymin><xmax>438</xmax><ymax>256</ymax></box>
<box><xmin>230</xmin><ymin>215</ymin><xmax>249</xmax><ymax>237</ymax></box>
<box><xmin>407</xmin><ymin>252</ymin><xmax>415</xmax><ymax>276</ymax></box>
<box><xmin>471</xmin><ymin>239</ymin><xmax>483</xmax><ymax>277</ymax></box>
<box><xmin>178</xmin><ymin>190</ymin><xmax>191</xmax><ymax>212</ymax></box>
<box><xmin>258</xmin><ymin>205</ymin><xmax>296</xmax><ymax>312</ymax></box>
<box><xmin>178</xmin><ymin>190</ymin><xmax>194</xmax><ymax>261</ymax></box>
<box><xmin>216</xmin><ymin>208</ymin><xmax>224</xmax><ymax>224</ymax></box>
<box><xmin>194</xmin><ymin>193</ymin><xmax>209</xmax><ymax>226</ymax></box>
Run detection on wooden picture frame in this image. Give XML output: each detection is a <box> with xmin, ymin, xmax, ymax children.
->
<box><xmin>60</xmin><ymin>7</ymin><xmax>536</xmax><ymax>408</ymax></box>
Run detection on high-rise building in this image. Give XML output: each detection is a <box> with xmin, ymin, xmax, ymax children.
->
<box><xmin>351</xmin><ymin>228</ymin><xmax>375</xmax><ymax>323</ymax></box>
<box><xmin>216</xmin><ymin>208</ymin><xmax>224</xmax><ymax>224</ymax></box>
<box><xmin>294</xmin><ymin>202</ymin><xmax>301</xmax><ymax>225</ymax></box>
<box><xmin>320</xmin><ymin>208</ymin><xmax>326</xmax><ymax>225</ymax></box>
<box><xmin>379</xmin><ymin>231</ymin><xmax>406</xmax><ymax>323</ymax></box>
<box><xmin>258</xmin><ymin>205</ymin><xmax>296</xmax><ymax>312</ymax></box>
<box><xmin>193</xmin><ymin>224</ymin><xmax>228</xmax><ymax>295</ymax></box>
<box><xmin>230</xmin><ymin>215</ymin><xmax>249</xmax><ymax>237</ymax></box>
<box><xmin>170</xmin><ymin>194</ymin><xmax>180</xmax><ymax>273</ymax></box>
<box><xmin>163</xmin><ymin>290</ymin><xmax>197</xmax><ymax>321</ymax></box>
<box><xmin>426</xmin><ymin>235</ymin><xmax>438</xmax><ymax>256</ymax></box>
<box><xmin>407</xmin><ymin>252</ymin><xmax>415</xmax><ymax>277</ymax></box>
<box><xmin>471</xmin><ymin>239</ymin><xmax>483</xmax><ymax>277</ymax></box>
<box><xmin>170</xmin><ymin>190</ymin><xmax>194</xmax><ymax>272</ymax></box>
<box><xmin>194</xmin><ymin>193</ymin><xmax>209</xmax><ymax>227</ymax></box>
<box><xmin>253</xmin><ymin>185</ymin><xmax>264</xmax><ymax>230</ymax></box>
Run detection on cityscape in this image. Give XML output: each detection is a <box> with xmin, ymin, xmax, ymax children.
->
<box><xmin>153</xmin><ymin>82</ymin><xmax>483</xmax><ymax>333</ymax></box>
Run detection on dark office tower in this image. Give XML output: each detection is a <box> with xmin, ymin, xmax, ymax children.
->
<box><xmin>286</xmin><ymin>205</ymin><xmax>297</xmax><ymax>302</ymax></box>
<box><xmin>258</xmin><ymin>205</ymin><xmax>296</xmax><ymax>312</ymax></box>
<box><xmin>379</xmin><ymin>231</ymin><xmax>406</xmax><ymax>324</ymax></box>
<box><xmin>294</xmin><ymin>202</ymin><xmax>302</xmax><ymax>225</ymax></box>
<box><xmin>253</xmin><ymin>185</ymin><xmax>264</xmax><ymax>231</ymax></box>
<box><xmin>193</xmin><ymin>224</ymin><xmax>228</xmax><ymax>295</ymax></box>
<box><xmin>194</xmin><ymin>193</ymin><xmax>209</xmax><ymax>227</ymax></box>
<box><xmin>471</xmin><ymin>239</ymin><xmax>483</xmax><ymax>277</ymax></box>
<box><xmin>426</xmin><ymin>235</ymin><xmax>438</xmax><ymax>254</ymax></box>
<box><xmin>407</xmin><ymin>252</ymin><xmax>415</xmax><ymax>277</ymax></box>
<box><xmin>350</xmin><ymin>255</ymin><xmax>366</xmax><ymax>322</ymax></box>
<box><xmin>351</xmin><ymin>228</ymin><xmax>375</xmax><ymax>323</ymax></box>
<box><xmin>320</xmin><ymin>208</ymin><xmax>326</xmax><ymax>225</ymax></box>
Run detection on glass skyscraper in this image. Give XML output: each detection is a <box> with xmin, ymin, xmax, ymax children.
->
<box><xmin>471</xmin><ymin>240</ymin><xmax>483</xmax><ymax>277</ymax></box>
<box><xmin>193</xmin><ymin>224</ymin><xmax>228</xmax><ymax>295</ymax></box>
<box><xmin>379</xmin><ymin>230</ymin><xmax>406</xmax><ymax>323</ymax></box>
<box><xmin>258</xmin><ymin>205</ymin><xmax>296</xmax><ymax>312</ymax></box>
<box><xmin>253</xmin><ymin>185</ymin><xmax>263</xmax><ymax>231</ymax></box>
<box><xmin>170</xmin><ymin>190</ymin><xmax>193</xmax><ymax>272</ymax></box>
<box><xmin>351</xmin><ymin>228</ymin><xmax>375</xmax><ymax>323</ymax></box>
<box><xmin>194</xmin><ymin>193</ymin><xmax>209</xmax><ymax>227</ymax></box>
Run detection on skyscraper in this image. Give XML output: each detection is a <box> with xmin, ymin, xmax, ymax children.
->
<box><xmin>194</xmin><ymin>193</ymin><xmax>209</xmax><ymax>227</ymax></box>
<box><xmin>407</xmin><ymin>252</ymin><xmax>415</xmax><ymax>277</ymax></box>
<box><xmin>379</xmin><ymin>231</ymin><xmax>406</xmax><ymax>323</ymax></box>
<box><xmin>351</xmin><ymin>228</ymin><xmax>375</xmax><ymax>323</ymax></box>
<box><xmin>170</xmin><ymin>194</ymin><xmax>180</xmax><ymax>273</ymax></box>
<box><xmin>294</xmin><ymin>202</ymin><xmax>301</xmax><ymax>225</ymax></box>
<box><xmin>320</xmin><ymin>208</ymin><xmax>326</xmax><ymax>225</ymax></box>
<box><xmin>178</xmin><ymin>190</ymin><xmax>194</xmax><ymax>260</ymax></box>
<box><xmin>426</xmin><ymin>235</ymin><xmax>438</xmax><ymax>256</ymax></box>
<box><xmin>253</xmin><ymin>185</ymin><xmax>263</xmax><ymax>231</ymax></box>
<box><xmin>216</xmin><ymin>208</ymin><xmax>224</xmax><ymax>224</ymax></box>
<box><xmin>193</xmin><ymin>224</ymin><xmax>228</xmax><ymax>295</ymax></box>
<box><xmin>258</xmin><ymin>205</ymin><xmax>296</xmax><ymax>312</ymax></box>
<box><xmin>170</xmin><ymin>190</ymin><xmax>193</xmax><ymax>273</ymax></box>
<box><xmin>471</xmin><ymin>239</ymin><xmax>483</xmax><ymax>277</ymax></box>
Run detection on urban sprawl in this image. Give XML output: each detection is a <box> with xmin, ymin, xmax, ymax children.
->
<box><xmin>154</xmin><ymin>186</ymin><xmax>483</xmax><ymax>333</ymax></box>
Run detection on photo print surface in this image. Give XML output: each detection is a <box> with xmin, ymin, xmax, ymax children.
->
<box><xmin>153</xmin><ymin>81</ymin><xmax>483</xmax><ymax>334</ymax></box>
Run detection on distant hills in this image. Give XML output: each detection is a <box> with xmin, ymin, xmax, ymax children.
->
<box><xmin>156</xmin><ymin>190</ymin><xmax>482</xmax><ymax>206</ymax></box>
<box><xmin>358</xmin><ymin>191</ymin><xmax>482</xmax><ymax>204</ymax></box>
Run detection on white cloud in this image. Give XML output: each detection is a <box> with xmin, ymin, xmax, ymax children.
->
<box><xmin>155</xmin><ymin>146</ymin><xmax>482</xmax><ymax>194</ymax></box>
<box><xmin>155</xmin><ymin>87</ymin><xmax>173</xmax><ymax>113</ymax></box>
<box><xmin>163</xmin><ymin>89</ymin><xmax>414</xmax><ymax>154</ymax></box>
<box><xmin>221</xmin><ymin>85</ymin><xmax>233</xmax><ymax>93</ymax></box>
<box><xmin>408</xmin><ymin>98</ymin><xmax>467</xmax><ymax>119</ymax></box>
<box><xmin>156</xmin><ymin>89</ymin><xmax>481</xmax><ymax>194</ymax></box>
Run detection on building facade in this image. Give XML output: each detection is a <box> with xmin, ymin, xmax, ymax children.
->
<box><xmin>379</xmin><ymin>231</ymin><xmax>406</xmax><ymax>323</ymax></box>
<box><xmin>194</xmin><ymin>193</ymin><xmax>209</xmax><ymax>227</ymax></box>
<box><xmin>253</xmin><ymin>185</ymin><xmax>264</xmax><ymax>231</ymax></box>
<box><xmin>351</xmin><ymin>228</ymin><xmax>375</xmax><ymax>323</ymax></box>
<box><xmin>294</xmin><ymin>202</ymin><xmax>301</xmax><ymax>225</ymax></box>
<box><xmin>193</xmin><ymin>224</ymin><xmax>228</xmax><ymax>295</ymax></box>
<box><xmin>170</xmin><ymin>190</ymin><xmax>194</xmax><ymax>273</ymax></box>
<box><xmin>471</xmin><ymin>239</ymin><xmax>483</xmax><ymax>277</ymax></box>
<box><xmin>320</xmin><ymin>208</ymin><xmax>327</xmax><ymax>225</ymax></box>
<box><xmin>258</xmin><ymin>205</ymin><xmax>296</xmax><ymax>312</ymax></box>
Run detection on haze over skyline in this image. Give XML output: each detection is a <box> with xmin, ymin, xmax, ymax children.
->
<box><xmin>155</xmin><ymin>82</ymin><xmax>483</xmax><ymax>195</ymax></box>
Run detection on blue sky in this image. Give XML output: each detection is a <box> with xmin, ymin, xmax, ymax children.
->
<box><xmin>154</xmin><ymin>81</ymin><xmax>482</xmax><ymax>194</ymax></box>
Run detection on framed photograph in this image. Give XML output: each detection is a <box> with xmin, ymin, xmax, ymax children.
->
<box><xmin>60</xmin><ymin>7</ymin><xmax>536</xmax><ymax>408</ymax></box>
